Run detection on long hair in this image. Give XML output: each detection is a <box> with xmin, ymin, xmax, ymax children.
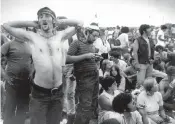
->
<box><xmin>110</xmin><ymin>65</ymin><xmax>121</xmax><ymax>87</ymax></box>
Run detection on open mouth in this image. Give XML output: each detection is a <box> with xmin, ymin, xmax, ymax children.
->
<box><xmin>42</xmin><ymin>22</ymin><xmax>48</xmax><ymax>26</ymax></box>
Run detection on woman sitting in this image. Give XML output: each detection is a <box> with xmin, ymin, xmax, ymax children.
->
<box><xmin>98</xmin><ymin>76</ymin><xmax>122</xmax><ymax>124</ymax></box>
<box><xmin>137</xmin><ymin>77</ymin><xmax>175</xmax><ymax>124</ymax></box>
<box><xmin>110</xmin><ymin>65</ymin><xmax>126</xmax><ymax>92</ymax></box>
<box><xmin>101</xmin><ymin>60</ymin><xmax>114</xmax><ymax>77</ymax></box>
<box><xmin>100</xmin><ymin>92</ymin><xmax>144</xmax><ymax>124</ymax></box>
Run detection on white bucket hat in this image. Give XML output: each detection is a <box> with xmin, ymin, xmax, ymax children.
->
<box><xmin>87</xmin><ymin>22</ymin><xmax>100</xmax><ymax>31</ymax></box>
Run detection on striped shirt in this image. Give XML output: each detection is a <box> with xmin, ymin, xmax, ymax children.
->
<box><xmin>67</xmin><ymin>40</ymin><xmax>98</xmax><ymax>73</ymax></box>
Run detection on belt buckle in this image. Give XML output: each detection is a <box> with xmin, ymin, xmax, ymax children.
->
<box><xmin>51</xmin><ymin>88</ymin><xmax>58</xmax><ymax>95</ymax></box>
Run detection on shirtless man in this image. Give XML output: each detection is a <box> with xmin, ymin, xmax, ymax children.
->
<box><xmin>3</xmin><ymin>7</ymin><xmax>83</xmax><ymax>124</ymax></box>
<box><xmin>159</xmin><ymin>65</ymin><xmax>175</xmax><ymax>118</ymax></box>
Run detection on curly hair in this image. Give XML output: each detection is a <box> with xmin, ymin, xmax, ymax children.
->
<box><xmin>100</xmin><ymin>76</ymin><xmax>116</xmax><ymax>91</ymax></box>
<box><xmin>112</xmin><ymin>93</ymin><xmax>132</xmax><ymax>114</ymax></box>
<box><xmin>139</xmin><ymin>24</ymin><xmax>150</xmax><ymax>36</ymax></box>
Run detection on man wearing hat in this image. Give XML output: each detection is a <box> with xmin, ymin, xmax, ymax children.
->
<box><xmin>3</xmin><ymin>7</ymin><xmax>83</xmax><ymax>124</ymax></box>
<box><xmin>66</xmin><ymin>24</ymin><xmax>100</xmax><ymax>124</ymax></box>
<box><xmin>159</xmin><ymin>64</ymin><xmax>175</xmax><ymax>118</ymax></box>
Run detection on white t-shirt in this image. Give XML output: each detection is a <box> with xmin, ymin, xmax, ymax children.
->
<box><xmin>117</xmin><ymin>59</ymin><xmax>127</xmax><ymax>71</ymax></box>
<box><xmin>171</xmin><ymin>27</ymin><xmax>175</xmax><ymax>34</ymax></box>
<box><xmin>93</xmin><ymin>38</ymin><xmax>110</xmax><ymax>54</ymax></box>
<box><xmin>156</xmin><ymin>30</ymin><xmax>165</xmax><ymax>47</ymax></box>
<box><xmin>118</xmin><ymin>33</ymin><xmax>129</xmax><ymax>48</ymax></box>
<box><xmin>137</xmin><ymin>91</ymin><xmax>163</xmax><ymax>113</ymax></box>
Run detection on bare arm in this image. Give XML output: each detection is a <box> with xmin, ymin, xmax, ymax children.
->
<box><xmin>118</xmin><ymin>76</ymin><xmax>126</xmax><ymax>91</ymax></box>
<box><xmin>111</xmin><ymin>44</ymin><xmax>121</xmax><ymax>49</ymax></box>
<box><xmin>56</xmin><ymin>19</ymin><xmax>83</xmax><ymax>41</ymax></box>
<box><xmin>138</xmin><ymin>108</ymin><xmax>149</xmax><ymax>124</ymax></box>
<box><xmin>158</xmin><ymin>35</ymin><xmax>166</xmax><ymax>42</ymax></box>
<box><xmin>133</xmin><ymin>39</ymin><xmax>139</xmax><ymax>64</ymax></box>
<box><xmin>66</xmin><ymin>53</ymin><xmax>95</xmax><ymax>64</ymax></box>
<box><xmin>1</xmin><ymin>33</ymin><xmax>10</xmax><ymax>43</ymax></box>
<box><xmin>128</xmin><ymin>74</ymin><xmax>137</xmax><ymax>79</ymax></box>
<box><xmin>66</xmin><ymin>54</ymin><xmax>86</xmax><ymax>64</ymax></box>
<box><xmin>159</xmin><ymin>106</ymin><xmax>167</xmax><ymax>119</ymax></box>
<box><xmin>2</xmin><ymin>21</ymin><xmax>38</xmax><ymax>42</ymax></box>
<box><xmin>98</xmin><ymin>95</ymin><xmax>112</xmax><ymax>111</ymax></box>
<box><xmin>159</xmin><ymin>83</ymin><xmax>172</xmax><ymax>101</ymax></box>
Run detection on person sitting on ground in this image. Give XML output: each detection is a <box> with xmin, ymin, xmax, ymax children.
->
<box><xmin>100</xmin><ymin>118</ymin><xmax>121</xmax><ymax>124</ymax></box>
<box><xmin>110</xmin><ymin>65</ymin><xmax>126</xmax><ymax>92</ymax></box>
<box><xmin>123</xmin><ymin>53</ymin><xmax>131</xmax><ymax>66</ymax></box>
<box><xmin>101</xmin><ymin>59</ymin><xmax>114</xmax><ymax>77</ymax></box>
<box><xmin>137</xmin><ymin>77</ymin><xmax>175</xmax><ymax>124</ymax></box>
<box><xmin>154</xmin><ymin>45</ymin><xmax>167</xmax><ymax>71</ymax></box>
<box><xmin>159</xmin><ymin>65</ymin><xmax>175</xmax><ymax>118</ymax></box>
<box><xmin>110</xmin><ymin>51</ymin><xmax>127</xmax><ymax>71</ymax></box>
<box><xmin>100</xmin><ymin>93</ymin><xmax>144</xmax><ymax>124</ymax></box>
<box><xmin>124</xmin><ymin>58</ymin><xmax>137</xmax><ymax>89</ymax></box>
<box><xmin>98</xmin><ymin>76</ymin><xmax>122</xmax><ymax>124</ymax></box>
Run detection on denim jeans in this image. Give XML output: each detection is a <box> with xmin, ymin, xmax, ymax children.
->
<box><xmin>137</xmin><ymin>64</ymin><xmax>153</xmax><ymax>87</ymax></box>
<box><xmin>62</xmin><ymin>64</ymin><xmax>76</xmax><ymax>115</ymax></box>
<box><xmin>3</xmin><ymin>78</ymin><xmax>31</xmax><ymax>124</ymax></box>
<box><xmin>29</xmin><ymin>84</ymin><xmax>63</xmax><ymax>124</ymax></box>
<box><xmin>74</xmin><ymin>70</ymin><xmax>99</xmax><ymax>124</ymax></box>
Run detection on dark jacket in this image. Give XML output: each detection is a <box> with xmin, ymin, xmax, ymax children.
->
<box><xmin>137</xmin><ymin>36</ymin><xmax>155</xmax><ymax>64</ymax></box>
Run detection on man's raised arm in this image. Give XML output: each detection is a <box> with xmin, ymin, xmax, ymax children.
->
<box><xmin>56</xmin><ymin>19</ymin><xmax>83</xmax><ymax>41</ymax></box>
<box><xmin>2</xmin><ymin>21</ymin><xmax>38</xmax><ymax>42</ymax></box>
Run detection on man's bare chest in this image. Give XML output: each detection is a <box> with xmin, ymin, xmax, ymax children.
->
<box><xmin>32</xmin><ymin>38</ymin><xmax>63</xmax><ymax>56</ymax></box>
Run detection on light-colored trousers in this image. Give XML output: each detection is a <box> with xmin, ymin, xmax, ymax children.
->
<box><xmin>137</xmin><ymin>64</ymin><xmax>167</xmax><ymax>87</ymax></box>
<box><xmin>62</xmin><ymin>64</ymin><xmax>76</xmax><ymax>115</ymax></box>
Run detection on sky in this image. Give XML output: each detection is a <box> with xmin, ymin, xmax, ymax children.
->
<box><xmin>1</xmin><ymin>0</ymin><xmax>175</xmax><ymax>27</ymax></box>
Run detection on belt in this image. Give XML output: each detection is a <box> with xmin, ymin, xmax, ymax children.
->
<box><xmin>32</xmin><ymin>83</ymin><xmax>62</xmax><ymax>95</ymax></box>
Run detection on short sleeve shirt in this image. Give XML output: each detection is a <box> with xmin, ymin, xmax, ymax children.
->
<box><xmin>156</xmin><ymin>30</ymin><xmax>165</xmax><ymax>47</ymax></box>
<box><xmin>137</xmin><ymin>91</ymin><xmax>163</xmax><ymax>113</ymax></box>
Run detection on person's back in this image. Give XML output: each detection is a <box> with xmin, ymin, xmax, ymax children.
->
<box><xmin>118</xmin><ymin>33</ymin><xmax>128</xmax><ymax>48</ymax></box>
